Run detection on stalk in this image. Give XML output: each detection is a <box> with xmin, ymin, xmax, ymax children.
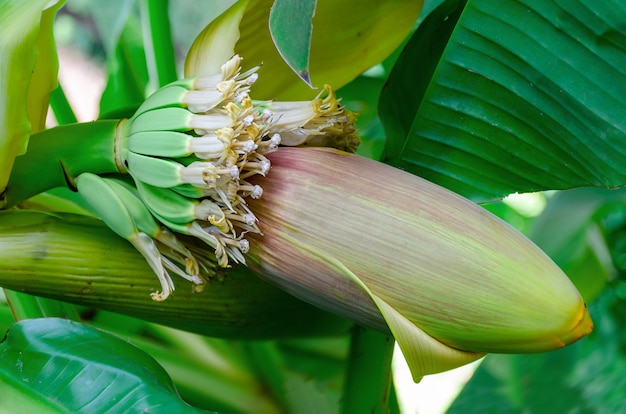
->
<box><xmin>340</xmin><ymin>326</ymin><xmax>395</xmax><ymax>414</ymax></box>
<box><xmin>2</xmin><ymin>119</ymin><xmax>121</xmax><ymax>208</ymax></box>
<box><xmin>4</xmin><ymin>291</ymin><xmax>80</xmax><ymax>321</ymax></box>
<box><xmin>49</xmin><ymin>84</ymin><xmax>78</xmax><ymax>125</ymax></box>
<box><xmin>7</xmin><ymin>88</ymin><xmax>83</xmax><ymax>322</ymax></box>
<box><xmin>140</xmin><ymin>0</ymin><xmax>177</xmax><ymax>88</ymax></box>
<box><xmin>126</xmin><ymin>328</ymin><xmax>283</xmax><ymax>414</ymax></box>
<box><xmin>4</xmin><ymin>291</ymin><xmax>45</xmax><ymax>320</ymax></box>
<box><xmin>0</xmin><ymin>209</ymin><xmax>350</xmax><ymax>339</ymax></box>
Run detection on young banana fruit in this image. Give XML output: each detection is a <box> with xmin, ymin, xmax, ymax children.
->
<box><xmin>75</xmin><ymin>172</ymin><xmax>202</xmax><ymax>300</ymax></box>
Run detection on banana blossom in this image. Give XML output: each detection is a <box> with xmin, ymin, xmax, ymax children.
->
<box><xmin>245</xmin><ymin>146</ymin><xmax>593</xmax><ymax>379</ymax></box>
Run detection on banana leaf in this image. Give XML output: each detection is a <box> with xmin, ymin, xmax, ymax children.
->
<box><xmin>0</xmin><ymin>0</ymin><xmax>64</xmax><ymax>195</ymax></box>
<box><xmin>380</xmin><ymin>0</ymin><xmax>626</xmax><ymax>202</ymax></box>
<box><xmin>0</xmin><ymin>318</ymin><xmax>211</xmax><ymax>413</ymax></box>
<box><xmin>268</xmin><ymin>0</ymin><xmax>316</xmax><ymax>85</ymax></box>
<box><xmin>186</xmin><ymin>0</ymin><xmax>423</xmax><ymax>100</ymax></box>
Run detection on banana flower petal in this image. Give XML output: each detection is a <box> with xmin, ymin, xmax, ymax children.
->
<box><xmin>184</xmin><ymin>0</ymin><xmax>249</xmax><ymax>78</ymax></box>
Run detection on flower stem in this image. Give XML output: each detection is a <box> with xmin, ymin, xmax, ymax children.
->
<box><xmin>1</xmin><ymin>119</ymin><xmax>122</xmax><ymax>208</ymax></box>
<box><xmin>4</xmin><ymin>290</ymin><xmax>80</xmax><ymax>321</ymax></box>
<box><xmin>341</xmin><ymin>325</ymin><xmax>396</xmax><ymax>414</ymax></box>
<box><xmin>140</xmin><ymin>0</ymin><xmax>178</xmax><ymax>88</ymax></box>
<box><xmin>8</xmin><ymin>86</ymin><xmax>83</xmax><ymax>323</ymax></box>
<box><xmin>49</xmin><ymin>84</ymin><xmax>78</xmax><ymax>125</ymax></box>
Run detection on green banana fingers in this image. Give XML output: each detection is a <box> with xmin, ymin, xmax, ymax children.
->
<box><xmin>104</xmin><ymin>177</ymin><xmax>202</xmax><ymax>277</ymax></box>
<box><xmin>134</xmin><ymin>180</ymin><xmax>226</xmax><ymax>227</ymax></box>
<box><xmin>75</xmin><ymin>172</ymin><xmax>202</xmax><ymax>300</ymax></box>
<box><xmin>118</xmin><ymin>55</ymin><xmax>275</xmax><ymax>273</ymax></box>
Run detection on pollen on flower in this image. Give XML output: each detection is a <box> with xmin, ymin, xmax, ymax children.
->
<box><xmin>242</xmin><ymin>213</ymin><xmax>256</xmax><ymax>226</ymax></box>
<box><xmin>239</xmin><ymin>140</ymin><xmax>258</xmax><ymax>154</ymax></box>
<box><xmin>239</xmin><ymin>239</ymin><xmax>250</xmax><ymax>253</ymax></box>
<box><xmin>239</xmin><ymin>184</ymin><xmax>263</xmax><ymax>199</ymax></box>
<box><xmin>243</xmin><ymin>114</ymin><xmax>255</xmax><ymax>127</ymax></box>
<box><xmin>228</xmin><ymin>165</ymin><xmax>240</xmax><ymax>179</ymax></box>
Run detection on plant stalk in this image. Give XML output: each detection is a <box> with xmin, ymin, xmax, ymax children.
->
<box><xmin>341</xmin><ymin>325</ymin><xmax>395</xmax><ymax>414</ymax></box>
<box><xmin>140</xmin><ymin>0</ymin><xmax>178</xmax><ymax>88</ymax></box>
<box><xmin>0</xmin><ymin>210</ymin><xmax>351</xmax><ymax>339</ymax></box>
<box><xmin>1</xmin><ymin>119</ymin><xmax>121</xmax><ymax>208</ymax></box>
<box><xmin>49</xmin><ymin>84</ymin><xmax>78</xmax><ymax>125</ymax></box>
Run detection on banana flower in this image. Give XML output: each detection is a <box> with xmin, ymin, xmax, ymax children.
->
<box><xmin>243</xmin><ymin>146</ymin><xmax>593</xmax><ymax>379</ymax></box>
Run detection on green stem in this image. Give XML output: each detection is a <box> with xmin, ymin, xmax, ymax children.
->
<box><xmin>3</xmin><ymin>290</ymin><xmax>80</xmax><ymax>321</ymax></box>
<box><xmin>122</xmin><ymin>330</ymin><xmax>282</xmax><ymax>414</ymax></box>
<box><xmin>341</xmin><ymin>325</ymin><xmax>395</xmax><ymax>414</ymax></box>
<box><xmin>140</xmin><ymin>0</ymin><xmax>178</xmax><ymax>88</ymax></box>
<box><xmin>242</xmin><ymin>341</ymin><xmax>290</xmax><ymax>410</ymax></box>
<box><xmin>1</xmin><ymin>119</ymin><xmax>122</xmax><ymax>208</ymax></box>
<box><xmin>7</xmin><ymin>88</ymin><xmax>87</xmax><ymax>323</ymax></box>
<box><xmin>49</xmin><ymin>84</ymin><xmax>78</xmax><ymax>125</ymax></box>
<box><xmin>0</xmin><ymin>292</ymin><xmax>16</xmax><ymax>331</ymax></box>
<box><xmin>388</xmin><ymin>379</ymin><xmax>401</xmax><ymax>414</ymax></box>
<box><xmin>4</xmin><ymin>291</ymin><xmax>45</xmax><ymax>320</ymax></box>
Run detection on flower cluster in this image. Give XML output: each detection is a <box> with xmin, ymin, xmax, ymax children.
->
<box><xmin>117</xmin><ymin>54</ymin><xmax>358</xmax><ymax>277</ymax></box>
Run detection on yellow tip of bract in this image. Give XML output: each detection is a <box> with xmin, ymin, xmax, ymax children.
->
<box><xmin>245</xmin><ymin>147</ymin><xmax>593</xmax><ymax>378</ymax></box>
<box><xmin>557</xmin><ymin>303</ymin><xmax>594</xmax><ymax>348</ymax></box>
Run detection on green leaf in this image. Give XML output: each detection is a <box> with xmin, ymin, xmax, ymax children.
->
<box><xmin>530</xmin><ymin>188</ymin><xmax>622</xmax><ymax>303</ymax></box>
<box><xmin>95</xmin><ymin>2</ymin><xmax>150</xmax><ymax>118</ymax></box>
<box><xmin>269</xmin><ymin>0</ymin><xmax>316</xmax><ymax>86</ymax></box>
<box><xmin>338</xmin><ymin>75</ymin><xmax>388</xmax><ymax>160</ymax></box>
<box><xmin>0</xmin><ymin>318</ymin><xmax>211</xmax><ymax>413</ymax></box>
<box><xmin>88</xmin><ymin>0</ymin><xmax>135</xmax><ymax>53</ymax></box>
<box><xmin>49</xmin><ymin>85</ymin><xmax>78</xmax><ymax>125</ymax></box>
<box><xmin>381</xmin><ymin>0</ymin><xmax>626</xmax><ymax>202</ymax></box>
<box><xmin>0</xmin><ymin>0</ymin><xmax>64</xmax><ymax>195</ymax></box>
<box><xmin>187</xmin><ymin>0</ymin><xmax>423</xmax><ymax>100</ymax></box>
<box><xmin>116</xmin><ymin>323</ymin><xmax>286</xmax><ymax>413</ymax></box>
<box><xmin>379</xmin><ymin>0</ymin><xmax>466</xmax><ymax>168</ymax></box>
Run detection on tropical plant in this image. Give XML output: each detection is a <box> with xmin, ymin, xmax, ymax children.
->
<box><xmin>1</xmin><ymin>0</ymin><xmax>625</xmax><ymax>412</ymax></box>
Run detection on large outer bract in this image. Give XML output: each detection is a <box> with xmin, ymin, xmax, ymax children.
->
<box><xmin>247</xmin><ymin>147</ymin><xmax>592</xmax><ymax>362</ymax></box>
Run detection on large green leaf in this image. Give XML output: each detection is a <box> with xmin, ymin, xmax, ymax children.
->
<box><xmin>0</xmin><ymin>318</ymin><xmax>210</xmax><ymax>413</ymax></box>
<box><xmin>187</xmin><ymin>0</ymin><xmax>423</xmax><ymax>100</ymax></box>
<box><xmin>380</xmin><ymin>0</ymin><xmax>626</xmax><ymax>202</ymax></box>
<box><xmin>98</xmin><ymin>320</ymin><xmax>287</xmax><ymax>413</ymax></box>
